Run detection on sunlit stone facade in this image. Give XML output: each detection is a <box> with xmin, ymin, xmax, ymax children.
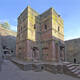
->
<box><xmin>16</xmin><ymin>6</ymin><xmax>65</xmax><ymax>62</ymax></box>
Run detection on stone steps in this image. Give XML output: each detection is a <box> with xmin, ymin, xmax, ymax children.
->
<box><xmin>64</xmin><ymin>62</ymin><xmax>80</xmax><ymax>78</ymax></box>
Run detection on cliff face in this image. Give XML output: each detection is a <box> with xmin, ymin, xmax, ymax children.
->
<box><xmin>65</xmin><ymin>38</ymin><xmax>80</xmax><ymax>64</ymax></box>
<box><xmin>0</xmin><ymin>25</ymin><xmax>16</xmax><ymax>55</ymax></box>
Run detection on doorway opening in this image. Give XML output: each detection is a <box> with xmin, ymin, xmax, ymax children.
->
<box><xmin>74</xmin><ymin>58</ymin><xmax>76</xmax><ymax>63</ymax></box>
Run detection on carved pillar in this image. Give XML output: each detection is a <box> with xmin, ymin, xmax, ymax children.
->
<box><xmin>52</xmin><ymin>40</ymin><xmax>56</xmax><ymax>61</ymax></box>
<box><xmin>58</xmin><ymin>45</ymin><xmax>61</xmax><ymax>62</ymax></box>
<box><xmin>27</xmin><ymin>40</ymin><xmax>32</xmax><ymax>61</ymax></box>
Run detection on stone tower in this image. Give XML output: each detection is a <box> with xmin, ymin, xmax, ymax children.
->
<box><xmin>16</xmin><ymin>6</ymin><xmax>64</xmax><ymax>62</ymax></box>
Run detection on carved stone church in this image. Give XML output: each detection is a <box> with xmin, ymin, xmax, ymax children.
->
<box><xmin>16</xmin><ymin>6</ymin><xmax>65</xmax><ymax>62</ymax></box>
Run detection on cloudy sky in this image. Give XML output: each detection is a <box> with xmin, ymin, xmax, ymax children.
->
<box><xmin>0</xmin><ymin>0</ymin><xmax>80</xmax><ymax>40</ymax></box>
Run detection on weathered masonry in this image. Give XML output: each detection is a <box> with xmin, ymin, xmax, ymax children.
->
<box><xmin>65</xmin><ymin>38</ymin><xmax>80</xmax><ymax>64</ymax></box>
<box><xmin>16</xmin><ymin>6</ymin><xmax>65</xmax><ymax>62</ymax></box>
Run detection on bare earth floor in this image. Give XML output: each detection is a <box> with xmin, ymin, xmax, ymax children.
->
<box><xmin>0</xmin><ymin>60</ymin><xmax>79</xmax><ymax>80</ymax></box>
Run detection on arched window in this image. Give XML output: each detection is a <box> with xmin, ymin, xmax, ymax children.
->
<box><xmin>74</xmin><ymin>58</ymin><xmax>76</xmax><ymax>63</ymax></box>
<box><xmin>58</xmin><ymin>26</ymin><xmax>60</xmax><ymax>32</ymax></box>
<box><xmin>45</xmin><ymin>25</ymin><xmax>47</xmax><ymax>30</ymax></box>
<box><xmin>34</xmin><ymin>24</ymin><xmax>36</xmax><ymax>29</ymax></box>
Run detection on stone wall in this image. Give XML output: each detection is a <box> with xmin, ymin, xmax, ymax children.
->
<box><xmin>65</xmin><ymin>38</ymin><xmax>80</xmax><ymax>64</ymax></box>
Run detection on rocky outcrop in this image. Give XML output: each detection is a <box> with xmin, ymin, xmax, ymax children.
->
<box><xmin>0</xmin><ymin>25</ymin><xmax>16</xmax><ymax>56</ymax></box>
